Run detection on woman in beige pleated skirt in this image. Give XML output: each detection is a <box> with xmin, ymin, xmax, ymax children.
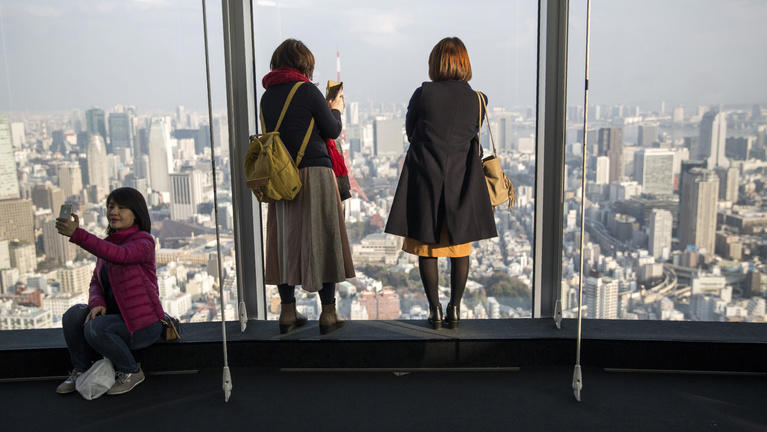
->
<box><xmin>260</xmin><ymin>39</ymin><xmax>355</xmax><ymax>335</ymax></box>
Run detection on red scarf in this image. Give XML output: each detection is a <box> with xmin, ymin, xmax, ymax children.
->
<box><xmin>261</xmin><ymin>67</ymin><xmax>348</xmax><ymax>177</ymax></box>
<box><xmin>261</xmin><ymin>67</ymin><xmax>310</xmax><ymax>89</ymax></box>
<box><xmin>327</xmin><ymin>139</ymin><xmax>348</xmax><ymax>177</ymax></box>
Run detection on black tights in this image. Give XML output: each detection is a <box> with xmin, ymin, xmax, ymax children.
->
<box><xmin>418</xmin><ymin>256</ymin><xmax>470</xmax><ymax>308</ymax></box>
<box><xmin>278</xmin><ymin>283</ymin><xmax>336</xmax><ymax>305</ymax></box>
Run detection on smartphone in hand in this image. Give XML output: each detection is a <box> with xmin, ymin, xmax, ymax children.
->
<box><xmin>326</xmin><ymin>80</ymin><xmax>343</xmax><ymax>101</ymax></box>
<box><xmin>58</xmin><ymin>204</ymin><xmax>72</xmax><ymax>220</ymax></box>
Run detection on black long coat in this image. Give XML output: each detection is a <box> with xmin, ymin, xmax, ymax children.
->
<box><xmin>384</xmin><ymin>81</ymin><xmax>498</xmax><ymax>245</ymax></box>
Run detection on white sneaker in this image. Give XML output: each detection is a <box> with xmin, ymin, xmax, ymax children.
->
<box><xmin>56</xmin><ymin>370</ymin><xmax>82</xmax><ymax>394</ymax></box>
<box><xmin>106</xmin><ymin>368</ymin><xmax>145</xmax><ymax>395</ymax></box>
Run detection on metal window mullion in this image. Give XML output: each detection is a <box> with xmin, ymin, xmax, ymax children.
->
<box><xmin>222</xmin><ymin>0</ymin><xmax>266</xmax><ymax>321</ymax></box>
<box><xmin>533</xmin><ymin>0</ymin><xmax>569</xmax><ymax>318</ymax></box>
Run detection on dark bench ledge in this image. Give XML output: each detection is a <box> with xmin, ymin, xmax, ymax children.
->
<box><xmin>2</xmin><ymin>319</ymin><xmax>766</xmax><ymax>379</ymax></box>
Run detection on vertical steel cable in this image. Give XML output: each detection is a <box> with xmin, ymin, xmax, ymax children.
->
<box><xmin>573</xmin><ymin>0</ymin><xmax>592</xmax><ymax>403</ymax></box>
<box><xmin>201</xmin><ymin>0</ymin><xmax>232</xmax><ymax>402</ymax></box>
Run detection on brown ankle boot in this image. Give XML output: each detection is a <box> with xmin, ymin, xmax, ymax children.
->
<box><xmin>319</xmin><ymin>303</ymin><xmax>345</xmax><ymax>335</ymax></box>
<box><xmin>279</xmin><ymin>302</ymin><xmax>307</xmax><ymax>334</ymax></box>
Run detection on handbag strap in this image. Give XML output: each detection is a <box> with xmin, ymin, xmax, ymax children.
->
<box><xmin>476</xmin><ymin>91</ymin><xmax>498</xmax><ymax>157</ymax></box>
<box><xmin>258</xmin><ymin>81</ymin><xmax>315</xmax><ymax>165</ymax></box>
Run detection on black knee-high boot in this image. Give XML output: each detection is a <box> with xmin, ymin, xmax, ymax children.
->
<box><xmin>419</xmin><ymin>257</ymin><xmax>443</xmax><ymax>329</ymax></box>
<box><xmin>446</xmin><ymin>256</ymin><xmax>469</xmax><ymax>329</ymax></box>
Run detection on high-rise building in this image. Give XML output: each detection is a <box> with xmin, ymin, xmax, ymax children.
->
<box><xmin>672</xmin><ymin>107</ymin><xmax>685</xmax><ymax>123</ymax></box>
<box><xmin>148</xmin><ymin>118</ymin><xmax>173</xmax><ymax>194</ymax></box>
<box><xmin>170</xmin><ymin>170</ymin><xmax>203</xmax><ymax>221</ymax></box>
<box><xmin>70</xmin><ymin>109</ymin><xmax>83</xmax><ymax>133</ymax></box>
<box><xmin>9</xmin><ymin>241</ymin><xmax>36</xmax><ymax>276</ymax></box>
<box><xmin>715</xmin><ymin>167</ymin><xmax>739</xmax><ymax>203</ymax></box>
<box><xmin>633</xmin><ymin>149</ymin><xmax>674</xmax><ymax>195</ymax></box>
<box><xmin>176</xmin><ymin>105</ymin><xmax>186</xmax><ymax>128</ymax></box>
<box><xmin>0</xmin><ymin>199</ymin><xmax>34</xmax><ymax>244</ymax></box>
<box><xmin>598</xmin><ymin>127</ymin><xmax>623</xmax><ymax>182</ymax></box>
<box><xmin>348</xmin><ymin>101</ymin><xmax>359</xmax><ymax>125</ymax></box>
<box><xmin>108</xmin><ymin>112</ymin><xmax>133</xmax><ymax>152</ymax></box>
<box><xmin>43</xmin><ymin>220</ymin><xmax>78</xmax><ymax>264</ymax></box>
<box><xmin>595</xmin><ymin>156</ymin><xmax>610</xmax><ymax>185</ymax></box>
<box><xmin>678</xmin><ymin>168</ymin><xmax>719</xmax><ymax>253</ymax></box>
<box><xmin>585</xmin><ymin>274</ymin><xmax>618</xmax><ymax>319</ymax></box>
<box><xmin>10</xmin><ymin>122</ymin><xmax>25</xmax><ymax>148</ymax></box>
<box><xmin>0</xmin><ymin>117</ymin><xmax>20</xmax><ymax>200</ymax></box>
<box><xmin>0</xmin><ymin>239</ymin><xmax>10</xmax><ymax>268</ymax></box>
<box><xmin>197</xmin><ymin>125</ymin><xmax>211</xmax><ymax>154</ymax></box>
<box><xmin>725</xmin><ymin>137</ymin><xmax>752</xmax><ymax>161</ymax></box>
<box><xmin>57</xmin><ymin>261</ymin><xmax>94</xmax><ymax>294</ymax></box>
<box><xmin>57</xmin><ymin>163</ymin><xmax>84</xmax><ymax>199</ymax></box>
<box><xmin>373</xmin><ymin>117</ymin><xmax>403</xmax><ymax>156</ymax></box>
<box><xmin>698</xmin><ymin>110</ymin><xmax>728</xmax><ymax>168</ymax></box>
<box><xmin>648</xmin><ymin>209</ymin><xmax>673</xmax><ymax>260</ymax></box>
<box><xmin>637</xmin><ymin>124</ymin><xmax>658</xmax><ymax>147</ymax></box>
<box><xmin>31</xmin><ymin>183</ymin><xmax>65</xmax><ymax>213</ymax></box>
<box><xmin>491</xmin><ymin>111</ymin><xmax>514</xmax><ymax>151</ymax></box>
<box><xmin>86</xmin><ymin>134</ymin><xmax>109</xmax><ymax>199</ymax></box>
<box><xmin>85</xmin><ymin>108</ymin><xmax>107</xmax><ymax>144</ymax></box>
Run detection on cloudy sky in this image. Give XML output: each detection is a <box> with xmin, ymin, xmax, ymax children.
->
<box><xmin>0</xmin><ymin>0</ymin><xmax>765</xmax><ymax>112</ymax></box>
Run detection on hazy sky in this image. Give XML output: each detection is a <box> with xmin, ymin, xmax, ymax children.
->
<box><xmin>0</xmin><ymin>0</ymin><xmax>765</xmax><ymax>112</ymax></box>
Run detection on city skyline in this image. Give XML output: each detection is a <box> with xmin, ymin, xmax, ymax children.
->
<box><xmin>2</xmin><ymin>1</ymin><xmax>767</xmax><ymax>111</ymax></box>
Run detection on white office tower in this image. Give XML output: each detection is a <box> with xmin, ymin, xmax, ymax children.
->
<box><xmin>170</xmin><ymin>170</ymin><xmax>203</xmax><ymax>221</ymax></box>
<box><xmin>86</xmin><ymin>134</ymin><xmax>109</xmax><ymax>199</ymax></box>
<box><xmin>373</xmin><ymin>117</ymin><xmax>404</xmax><ymax>156</ymax></box>
<box><xmin>648</xmin><ymin>209</ymin><xmax>673</xmax><ymax>260</ymax></box>
<box><xmin>672</xmin><ymin>106</ymin><xmax>685</xmax><ymax>123</ymax></box>
<box><xmin>57</xmin><ymin>163</ymin><xmax>84</xmax><ymax>199</ymax></box>
<box><xmin>595</xmin><ymin>156</ymin><xmax>610</xmax><ymax>185</ymax></box>
<box><xmin>10</xmin><ymin>122</ymin><xmax>25</xmax><ymax>148</ymax></box>
<box><xmin>58</xmin><ymin>261</ymin><xmax>94</xmax><ymax>294</ymax></box>
<box><xmin>148</xmin><ymin>118</ymin><xmax>172</xmax><ymax>194</ymax></box>
<box><xmin>633</xmin><ymin>149</ymin><xmax>674</xmax><ymax>195</ymax></box>
<box><xmin>698</xmin><ymin>110</ymin><xmax>728</xmax><ymax>168</ymax></box>
<box><xmin>0</xmin><ymin>117</ymin><xmax>20</xmax><ymax>199</ymax></box>
<box><xmin>349</xmin><ymin>101</ymin><xmax>359</xmax><ymax>125</ymax></box>
<box><xmin>679</xmin><ymin>168</ymin><xmax>719</xmax><ymax>253</ymax></box>
<box><xmin>584</xmin><ymin>275</ymin><xmax>618</xmax><ymax>319</ymax></box>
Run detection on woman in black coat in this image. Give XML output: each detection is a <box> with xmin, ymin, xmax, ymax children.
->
<box><xmin>385</xmin><ymin>37</ymin><xmax>497</xmax><ymax>329</ymax></box>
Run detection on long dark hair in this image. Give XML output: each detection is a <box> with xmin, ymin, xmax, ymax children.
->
<box><xmin>105</xmin><ymin>187</ymin><xmax>151</xmax><ymax>235</ymax></box>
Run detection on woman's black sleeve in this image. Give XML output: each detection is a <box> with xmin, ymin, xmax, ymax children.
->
<box><xmin>307</xmin><ymin>84</ymin><xmax>343</xmax><ymax>139</ymax></box>
<box><xmin>405</xmin><ymin>87</ymin><xmax>423</xmax><ymax>140</ymax></box>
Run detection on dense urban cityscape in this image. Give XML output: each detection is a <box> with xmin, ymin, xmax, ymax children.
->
<box><xmin>0</xmin><ymin>95</ymin><xmax>766</xmax><ymax>329</ymax></box>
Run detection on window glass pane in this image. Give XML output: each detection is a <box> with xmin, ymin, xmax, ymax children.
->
<box><xmin>254</xmin><ymin>0</ymin><xmax>537</xmax><ymax>321</ymax></box>
<box><xmin>0</xmin><ymin>1</ymin><xmax>237</xmax><ymax>329</ymax></box>
<box><xmin>563</xmin><ymin>0</ymin><xmax>767</xmax><ymax>322</ymax></box>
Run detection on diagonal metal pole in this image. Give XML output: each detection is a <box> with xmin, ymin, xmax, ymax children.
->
<box><xmin>202</xmin><ymin>0</ymin><xmax>232</xmax><ymax>402</ymax></box>
<box><xmin>573</xmin><ymin>0</ymin><xmax>592</xmax><ymax>403</ymax></box>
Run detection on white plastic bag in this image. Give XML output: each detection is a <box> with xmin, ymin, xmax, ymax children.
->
<box><xmin>76</xmin><ymin>358</ymin><xmax>115</xmax><ymax>400</ymax></box>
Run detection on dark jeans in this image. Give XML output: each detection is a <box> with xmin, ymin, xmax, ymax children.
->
<box><xmin>62</xmin><ymin>304</ymin><xmax>162</xmax><ymax>373</ymax></box>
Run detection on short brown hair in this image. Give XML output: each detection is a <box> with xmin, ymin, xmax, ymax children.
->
<box><xmin>270</xmin><ymin>39</ymin><xmax>315</xmax><ymax>80</ymax></box>
<box><xmin>428</xmin><ymin>37</ymin><xmax>472</xmax><ymax>82</ymax></box>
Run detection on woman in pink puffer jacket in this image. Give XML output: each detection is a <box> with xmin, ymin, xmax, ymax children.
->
<box><xmin>54</xmin><ymin>187</ymin><xmax>165</xmax><ymax>396</ymax></box>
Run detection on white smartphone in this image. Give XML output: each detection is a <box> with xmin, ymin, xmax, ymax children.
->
<box><xmin>58</xmin><ymin>204</ymin><xmax>72</xmax><ymax>220</ymax></box>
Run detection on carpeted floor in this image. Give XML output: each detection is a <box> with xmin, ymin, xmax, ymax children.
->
<box><xmin>2</xmin><ymin>366</ymin><xmax>766</xmax><ymax>432</ymax></box>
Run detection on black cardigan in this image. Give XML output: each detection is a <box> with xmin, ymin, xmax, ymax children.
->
<box><xmin>385</xmin><ymin>81</ymin><xmax>498</xmax><ymax>245</ymax></box>
<box><xmin>260</xmin><ymin>81</ymin><xmax>342</xmax><ymax>169</ymax></box>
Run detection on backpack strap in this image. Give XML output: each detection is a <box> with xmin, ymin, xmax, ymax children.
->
<box><xmin>259</xmin><ymin>81</ymin><xmax>315</xmax><ymax>166</ymax></box>
<box><xmin>295</xmin><ymin>117</ymin><xmax>315</xmax><ymax>166</ymax></box>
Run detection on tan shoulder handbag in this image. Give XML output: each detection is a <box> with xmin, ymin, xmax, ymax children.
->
<box><xmin>477</xmin><ymin>91</ymin><xmax>516</xmax><ymax>210</ymax></box>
